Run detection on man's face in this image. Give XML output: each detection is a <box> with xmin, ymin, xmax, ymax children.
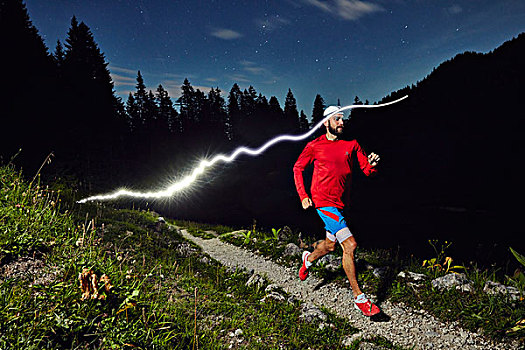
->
<box><xmin>326</xmin><ymin>113</ymin><xmax>344</xmax><ymax>135</ymax></box>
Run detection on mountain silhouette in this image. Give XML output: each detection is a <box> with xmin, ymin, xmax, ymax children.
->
<box><xmin>343</xmin><ymin>32</ymin><xmax>525</xmax><ymax>261</ymax></box>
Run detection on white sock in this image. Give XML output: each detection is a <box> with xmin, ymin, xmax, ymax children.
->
<box><xmin>355</xmin><ymin>293</ymin><xmax>367</xmax><ymax>303</ymax></box>
<box><xmin>304</xmin><ymin>252</ymin><xmax>312</xmax><ymax>268</ymax></box>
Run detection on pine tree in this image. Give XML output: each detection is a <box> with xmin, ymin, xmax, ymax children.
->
<box><xmin>63</xmin><ymin>17</ymin><xmax>115</xmax><ymax>100</ymax></box>
<box><xmin>0</xmin><ymin>0</ymin><xmax>56</xmax><ymax>164</ymax></box>
<box><xmin>178</xmin><ymin>78</ymin><xmax>196</xmax><ymax>134</ymax></box>
<box><xmin>126</xmin><ymin>93</ymin><xmax>139</xmax><ymax>131</ymax></box>
<box><xmin>256</xmin><ymin>93</ymin><xmax>269</xmax><ymax>110</ymax></box>
<box><xmin>284</xmin><ymin>89</ymin><xmax>300</xmax><ymax>132</ymax></box>
<box><xmin>133</xmin><ymin>71</ymin><xmax>148</xmax><ymax>128</ymax></box>
<box><xmin>54</xmin><ymin>40</ymin><xmax>65</xmax><ymax>67</ymax></box>
<box><xmin>268</xmin><ymin>96</ymin><xmax>283</xmax><ymax>129</ymax></box>
<box><xmin>250</xmin><ymin>93</ymin><xmax>272</xmax><ymax>142</ymax></box>
<box><xmin>241</xmin><ymin>86</ymin><xmax>257</xmax><ymax>120</ymax></box>
<box><xmin>354</xmin><ymin>96</ymin><xmax>363</xmax><ymax>105</ymax></box>
<box><xmin>227</xmin><ymin>84</ymin><xmax>242</xmax><ymax>140</ymax></box>
<box><xmin>143</xmin><ymin>90</ymin><xmax>158</xmax><ymax>133</ymax></box>
<box><xmin>193</xmin><ymin>88</ymin><xmax>206</xmax><ymax>125</ymax></box>
<box><xmin>0</xmin><ymin>0</ymin><xmax>52</xmax><ymax>74</ymax></box>
<box><xmin>156</xmin><ymin>84</ymin><xmax>179</xmax><ymax>134</ymax></box>
<box><xmin>207</xmin><ymin>87</ymin><xmax>227</xmax><ymax>141</ymax></box>
<box><xmin>299</xmin><ymin>110</ymin><xmax>309</xmax><ymax>131</ymax></box>
<box><xmin>311</xmin><ymin>94</ymin><xmax>325</xmax><ymax>127</ymax></box>
<box><xmin>61</xmin><ymin>16</ymin><xmax>125</xmax><ymax>181</ymax></box>
<box><xmin>63</xmin><ymin>17</ymin><xmax>119</xmax><ymax>129</ymax></box>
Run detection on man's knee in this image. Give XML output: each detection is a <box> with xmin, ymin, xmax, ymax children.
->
<box><xmin>325</xmin><ymin>239</ymin><xmax>336</xmax><ymax>252</ymax></box>
<box><xmin>342</xmin><ymin>238</ymin><xmax>357</xmax><ymax>253</ymax></box>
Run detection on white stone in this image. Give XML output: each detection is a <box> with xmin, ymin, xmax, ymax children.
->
<box><xmin>483</xmin><ymin>280</ymin><xmax>521</xmax><ymax>301</ymax></box>
<box><xmin>431</xmin><ymin>273</ymin><xmax>473</xmax><ymax>292</ymax></box>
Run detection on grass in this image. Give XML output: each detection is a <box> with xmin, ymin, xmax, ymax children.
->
<box><xmin>389</xmin><ymin>257</ymin><xmax>525</xmax><ymax>340</ymax></box>
<box><xmin>1</xmin><ymin>164</ymin><xmax>410</xmax><ymax>349</ymax></box>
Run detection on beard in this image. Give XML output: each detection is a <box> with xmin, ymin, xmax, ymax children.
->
<box><xmin>328</xmin><ymin>123</ymin><xmax>343</xmax><ymax>136</ymax></box>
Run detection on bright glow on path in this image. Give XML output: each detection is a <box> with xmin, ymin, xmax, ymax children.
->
<box><xmin>78</xmin><ymin>95</ymin><xmax>408</xmax><ymax>203</ymax></box>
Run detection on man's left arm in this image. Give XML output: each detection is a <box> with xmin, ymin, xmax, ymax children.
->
<box><xmin>355</xmin><ymin>142</ymin><xmax>380</xmax><ymax>176</ymax></box>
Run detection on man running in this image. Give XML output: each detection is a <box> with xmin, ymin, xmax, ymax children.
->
<box><xmin>293</xmin><ymin>105</ymin><xmax>381</xmax><ymax>316</ymax></box>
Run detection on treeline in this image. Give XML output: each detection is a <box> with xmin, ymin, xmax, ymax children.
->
<box><xmin>1</xmin><ymin>1</ymin><xmax>127</xmax><ymax>187</ymax></box>
<box><xmin>1</xmin><ymin>0</ymin><xmax>342</xmax><ymax>191</ymax></box>
<box><xmin>123</xmin><ymin>74</ymin><xmax>316</xmax><ymax>175</ymax></box>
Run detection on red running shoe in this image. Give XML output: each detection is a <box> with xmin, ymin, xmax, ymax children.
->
<box><xmin>299</xmin><ymin>251</ymin><xmax>310</xmax><ymax>281</ymax></box>
<box><xmin>354</xmin><ymin>297</ymin><xmax>380</xmax><ymax>316</ymax></box>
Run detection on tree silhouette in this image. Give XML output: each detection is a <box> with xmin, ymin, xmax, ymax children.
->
<box><xmin>268</xmin><ymin>96</ymin><xmax>283</xmax><ymax>130</ymax></box>
<box><xmin>178</xmin><ymin>78</ymin><xmax>196</xmax><ymax>134</ymax></box>
<box><xmin>310</xmin><ymin>94</ymin><xmax>325</xmax><ymax>136</ymax></box>
<box><xmin>54</xmin><ymin>40</ymin><xmax>65</xmax><ymax>67</ymax></box>
<box><xmin>206</xmin><ymin>87</ymin><xmax>227</xmax><ymax>143</ymax></box>
<box><xmin>299</xmin><ymin>110</ymin><xmax>309</xmax><ymax>131</ymax></box>
<box><xmin>227</xmin><ymin>83</ymin><xmax>242</xmax><ymax>141</ymax></box>
<box><xmin>0</xmin><ymin>0</ymin><xmax>56</xmax><ymax>168</ymax></box>
<box><xmin>284</xmin><ymin>89</ymin><xmax>300</xmax><ymax>133</ymax></box>
<box><xmin>156</xmin><ymin>84</ymin><xmax>179</xmax><ymax>134</ymax></box>
<box><xmin>130</xmin><ymin>71</ymin><xmax>148</xmax><ymax>129</ymax></box>
<box><xmin>61</xmin><ymin>16</ymin><xmax>125</xmax><ymax>184</ymax></box>
<box><xmin>126</xmin><ymin>93</ymin><xmax>139</xmax><ymax>131</ymax></box>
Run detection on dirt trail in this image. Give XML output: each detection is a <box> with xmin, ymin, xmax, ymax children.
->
<box><xmin>180</xmin><ymin>229</ymin><xmax>517</xmax><ymax>350</ymax></box>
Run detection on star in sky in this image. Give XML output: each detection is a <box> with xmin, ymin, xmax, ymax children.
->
<box><xmin>25</xmin><ymin>0</ymin><xmax>525</xmax><ymax>114</ymax></box>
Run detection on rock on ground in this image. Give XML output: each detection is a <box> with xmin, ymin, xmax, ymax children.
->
<box><xmin>397</xmin><ymin>271</ymin><xmax>428</xmax><ymax>282</ymax></box>
<box><xmin>283</xmin><ymin>243</ymin><xmax>302</xmax><ymax>257</ymax></box>
<box><xmin>483</xmin><ymin>280</ymin><xmax>521</xmax><ymax>301</ymax></box>
<box><xmin>246</xmin><ymin>273</ymin><xmax>265</xmax><ymax>289</ymax></box>
<box><xmin>317</xmin><ymin>254</ymin><xmax>342</xmax><ymax>271</ymax></box>
<box><xmin>299</xmin><ymin>303</ymin><xmax>327</xmax><ymax>323</ymax></box>
<box><xmin>431</xmin><ymin>273</ymin><xmax>474</xmax><ymax>293</ymax></box>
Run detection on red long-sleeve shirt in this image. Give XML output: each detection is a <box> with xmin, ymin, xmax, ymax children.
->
<box><xmin>293</xmin><ymin>134</ymin><xmax>377</xmax><ymax>209</ymax></box>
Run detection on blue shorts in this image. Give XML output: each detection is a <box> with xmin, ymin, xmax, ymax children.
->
<box><xmin>316</xmin><ymin>207</ymin><xmax>353</xmax><ymax>243</ymax></box>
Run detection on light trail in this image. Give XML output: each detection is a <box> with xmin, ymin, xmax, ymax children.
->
<box><xmin>78</xmin><ymin>95</ymin><xmax>408</xmax><ymax>203</ymax></box>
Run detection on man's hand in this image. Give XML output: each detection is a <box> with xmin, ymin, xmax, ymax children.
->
<box><xmin>302</xmin><ymin>197</ymin><xmax>313</xmax><ymax>210</ymax></box>
<box><xmin>368</xmin><ymin>152</ymin><xmax>380</xmax><ymax>167</ymax></box>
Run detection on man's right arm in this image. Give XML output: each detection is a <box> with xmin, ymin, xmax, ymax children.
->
<box><xmin>293</xmin><ymin>143</ymin><xmax>314</xmax><ymax>209</ymax></box>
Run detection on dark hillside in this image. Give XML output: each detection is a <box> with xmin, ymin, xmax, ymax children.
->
<box><xmin>344</xmin><ymin>33</ymin><xmax>525</xmax><ymax>263</ymax></box>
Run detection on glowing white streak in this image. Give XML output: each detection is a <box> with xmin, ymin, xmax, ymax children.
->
<box><xmin>78</xmin><ymin>95</ymin><xmax>408</xmax><ymax>203</ymax></box>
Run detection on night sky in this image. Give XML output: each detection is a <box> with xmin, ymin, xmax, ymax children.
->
<box><xmin>25</xmin><ymin>0</ymin><xmax>525</xmax><ymax>115</ymax></box>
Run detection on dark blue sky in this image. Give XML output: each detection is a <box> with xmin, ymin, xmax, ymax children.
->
<box><xmin>26</xmin><ymin>0</ymin><xmax>525</xmax><ymax>115</ymax></box>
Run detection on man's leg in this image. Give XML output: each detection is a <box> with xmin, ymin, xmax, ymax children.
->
<box><xmin>299</xmin><ymin>236</ymin><xmax>335</xmax><ymax>281</ymax></box>
<box><xmin>339</xmin><ymin>235</ymin><xmax>380</xmax><ymax>316</ymax></box>
<box><xmin>300</xmin><ymin>207</ymin><xmax>347</xmax><ymax>281</ymax></box>
<box><xmin>340</xmin><ymin>236</ymin><xmax>362</xmax><ymax>298</ymax></box>
<box><xmin>308</xmin><ymin>237</ymin><xmax>336</xmax><ymax>262</ymax></box>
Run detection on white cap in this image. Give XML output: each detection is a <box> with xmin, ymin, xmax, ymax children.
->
<box><xmin>324</xmin><ymin>105</ymin><xmax>343</xmax><ymax>117</ymax></box>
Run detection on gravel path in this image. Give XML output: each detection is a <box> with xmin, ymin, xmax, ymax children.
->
<box><xmin>180</xmin><ymin>229</ymin><xmax>518</xmax><ymax>350</ymax></box>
